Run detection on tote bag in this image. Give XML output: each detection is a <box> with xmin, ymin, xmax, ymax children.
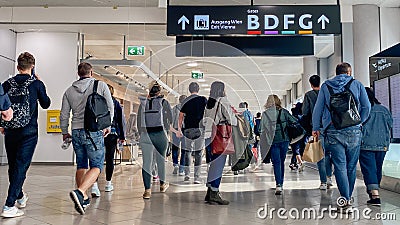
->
<box><xmin>211</xmin><ymin>101</ymin><xmax>235</xmax><ymax>155</ymax></box>
<box><xmin>302</xmin><ymin>139</ymin><xmax>324</xmax><ymax>163</ymax></box>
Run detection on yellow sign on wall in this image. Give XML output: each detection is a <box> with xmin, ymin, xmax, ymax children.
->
<box><xmin>47</xmin><ymin>110</ymin><xmax>62</xmax><ymax>133</ymax></box>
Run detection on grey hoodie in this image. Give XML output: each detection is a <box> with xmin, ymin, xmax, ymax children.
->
<box><xmin>60</xmin><ymin>78</ymin><xmax>114</xmax><ymax>134</ymax></box>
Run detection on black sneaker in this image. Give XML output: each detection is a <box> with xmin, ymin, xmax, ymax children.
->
<box><xmin>367</xmin><ymin>198</ymin><xmax>381</xmax><ymax>206</ymax></box>
<box><xmin>70</xmin><ymin>189</ymin><xmax>85</xmax><ymax>215</ymax></box>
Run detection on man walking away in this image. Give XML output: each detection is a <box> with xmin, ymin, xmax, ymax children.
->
<box><xmin>171</xmin><ymin>95</ymin><xmax>187</xmax><ymax>176</ymax></box>
<box><xmin>1</xmin><ymin>52</ymin><xmax>51</xmax><ymax>218</ymax></box>
<box><xmin>60</xmin><ymin>62</ymin><xmax>113</xmax><ymax>215</ymax></box>
<box><xmin>302</xmin><ymin>75</ymin><xmax>334</xmax><ymax>190</ymax></box>
<box><xmin>178</xmin><ymin>82</ymin><xmax>207</xmax><ymax>184</ymax></box>
<box><xmin>312</xmin><ymin>62</ymin><xmax>370</xmax><ymax>211</ymax></box>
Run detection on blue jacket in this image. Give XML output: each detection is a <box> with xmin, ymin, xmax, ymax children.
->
<box><xmin>361</xmin><ymin>104</ymin><xmax>393</xmax><ymax>151</ymax></box>
<box><xmin>312</xmin><ymin>74</ymin><xmax>371</xmax><ymax>132</ymax></box>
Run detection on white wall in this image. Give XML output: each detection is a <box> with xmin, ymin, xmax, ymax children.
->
<box><xmin>380</xmin><ymin>7</ymin><xmax>400</xmax><ymax>50</ymax></box>
<box><xmin>0</xmin><ymin>29</ymin><xmax>16</xmax><ymax>164</ymax></box>
<box><xmin>16</xmin><ymin>32</ymin><xmax>78</xmax><ymax>163</ymax></box>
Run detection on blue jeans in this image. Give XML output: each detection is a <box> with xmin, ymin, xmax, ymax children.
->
<box><xmin>4</xmin><ymin>126</ymin><xmax>38</xmax><ymax>207</ymax></box>
<box><xmin>317</xmin><ymin>135</ymin><xmax>333</xmax><ymax>183</ymax></box>
<box><xmin>359</xmin><ymin>150</ymin><xmax>386</xmax><ymax>192</ymax></box>
<box><xmin>171</xmin><ymin>132</ymin><xmax>186</xmax><ymax>172</ymax></box>
<box><xmin>206</xmin><ymin>138</ymin><xmax>227</xmax><ymax>191</ymax></box>
<box><xmin>72</xmin><ymin>129</ymin><xmax>105</xmax><ymax>171</ymax></box>
<box><xmin>270</xmin><ymin>141</ymin><xmax>290</xmax><ymax>186</ymax></box>
<box><xmin>324</xmin><ymin>126</ymin><xmax>362</xmax><ymax>200</ymax></box>
<box><xmin>140</xmin><ymin>131</ymin><xmax>168</xmax><ymax>189</ymax></box>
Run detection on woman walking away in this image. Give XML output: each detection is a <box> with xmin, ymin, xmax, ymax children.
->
<box><xmin>138</xmin><ymin>83</ymin><xmax>172</xmax><ymax>199</ymax></box>
<box><xmin>359</xmin><ymin>87</ymin><xmax>392</xmax><ymax>206</ymax></box>
<box><xmin>260</xmin><ymin>95</ymin><xmax>297</xmax><ymax>195</ymax></box>
<box><xmin>203</xmin><ymin>81</ymin><xmax>237</xmax><ymax>205</ymax></box>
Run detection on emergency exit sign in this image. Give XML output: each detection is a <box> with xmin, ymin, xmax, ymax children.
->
<box><xmin>191</xmin><ymin>71</ymin><xmax>203</xmax><ymax>79</ymax></box>
<box><xmin>128</xmin><ymin>46</ymin><xmax>145</xmax><ymax>56</ymax></box>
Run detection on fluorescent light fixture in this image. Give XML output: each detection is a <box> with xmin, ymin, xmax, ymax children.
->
<box><xmin>187</xmin><ymin>62</ymin><xmax>198</xmax><ymax>67</ymax></box>
<box><xmin>204</xmin><ymin>88</ymin><xmax>211</xmax><ymax>91</ymax></box>
<box><xmin>197</xmin><ymin>79</ymin><xmax>206</xmax><ymax>83</ymax></box>
<box><xmin>201</xmin><ymin>84</ymin><xmax>209</xmax><ymax>87</ymax></box>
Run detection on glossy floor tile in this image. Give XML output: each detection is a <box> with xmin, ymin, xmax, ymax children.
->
<box><xmin>0</xmin><ymin>156</ymin><xmax>399</xmax><ymax>225</ymax></box>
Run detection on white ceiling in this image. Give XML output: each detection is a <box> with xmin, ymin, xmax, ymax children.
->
<box><xmin>1</xmin><ymin>0</ymin><xmax>399</xmax><ymax>110</ymax></box>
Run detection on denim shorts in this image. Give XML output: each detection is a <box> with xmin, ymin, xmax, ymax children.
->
<box><xmin>72</xmin><ymin>129</ymin><xmax>105</xmax><ymax>171</ymax></box>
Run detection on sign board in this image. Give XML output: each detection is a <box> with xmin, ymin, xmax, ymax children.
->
<box><xmin>47</xmin><ymin>110</ymin><xmax>61</xmax><ymax>133</ymax></box>
<box><xmin>128</xmin><ymin>46</ymin><xmax>145</xmax><ymax>56</ymax></box>
<box><xmin>167</xmin><ymin>5</ymin><xmax>341</xmax><ymax>36</ymax></box>
<box><xmin>191</xmin><ymin>71</ymin><xmax>204</xmax><ymax>79</ymax></box>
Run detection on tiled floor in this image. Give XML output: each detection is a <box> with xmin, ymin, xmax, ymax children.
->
<box><xmin>0</xmin><ymin>156</ymin><xmax>399</xmax><ymax>225</ymax></box>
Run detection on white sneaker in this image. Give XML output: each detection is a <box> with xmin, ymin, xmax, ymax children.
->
<box><xmin>327</xmin><ymin>177</ymin><xmax>333</xmax><ymax>188</ymax></box>
<box><xmin>15</xmin><ymin>193</ymin><xmax>29</xmax><ymax>208</ymax></box>
<box><xmin>194</xmin><ymin>178</ymin><xmax>202</xmax><ymax>184</ymax></box>
<box><xmin>319</xmin><ymin>183</ymin><xmax>327</xmax><ymax>190</ymax></box>
<box><xmin>178</xmin><ymin>171</ymin><xmax>185</xmax><ymax>176</ymax></box>
<box><xmin>173</xmin><ymin>166</ymin><xmax>179</xmax><ymax>175</ymax></box>
<box><xmin>298</xmin><ymin>163</ymin><xmax>305</xmax><ymax>172</ymax></box>
<box><xmin>275</xmin><ymin>185</ymin><xmax>283</xmax><ymax>195</ymax></box>
<box><xmin>1</xmin><ymin>206</ymin><xmax>24</xmax><ymax>218</ymax></box>
<box><xmin>91</xmin><ymin>185</ymin><xmax>101</xmax><ymax>197</ymax></box>
<box><xmin>105</xmin><ymin>183</ymin><xmax>114</xmax><ymax>192</ymax></box>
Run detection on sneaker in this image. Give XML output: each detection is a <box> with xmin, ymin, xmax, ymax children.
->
<box><xmin>173</xmin><ymin>166</ymin><xmax>179</xmax><ymax>175</ymax></box>
<box><xmin>69</xmin><ymin>190</ymin><xmax>85</xmax><ymax>215</ymax></box>
<box><xmin>1</xmin><ymin>206</ymin><xmax>24</xmax><ymax>218</ymax></box>
<box><xmin>233</xmin><ymin>171</ymin><xmax>239</xmax><ymax>175</ymax></box>
<box><xmin>143</xmin><ymin>189</ymin><xmax>151</xmax><ymax>199</ymax></box>
<box><xmin>82</xmin><ymin>198</ymin><xmax>91</xmax><ymax>210</ymax></box>
<box><xmin>153</xmin><ymin>176</ymin><xmax>160</xmax><ymax>183</ymax></box>
<box><xmin>208</xmin><ymin>190</ymin><xmax>229</xmax><ymax>205</ymax></box>
<box><xmin>91</xmin><ymin>185</ymin><xmax>101</xmax><ymax>198</ymax></box>
<box><xmin>105</xmin><ymin>183</ymin><xmax>114</xmax><ymax>192</ymax></box>
<box><xmin>367</xmin><ymin>198</ymin><xmax>381</xmax><ymax>206</ymax></box>
<box><xmin>319</xmin><ymin>183</ymin><xmax>327</xmax><ymax>190</ymax></box>
<box><xmin>275</xmin><ymin>185</ymin><xmax>283</xmax><ymax>195</ymax></box>
<box><xmin>289</xmin><ymin>164</ymin><xmax>297</xmax><ymax>171</ymax></box>
<box><xmin>194</xmin><ymin>178</ymin><xmax>202</xmax><ymax>184</ymax></box>
<box><xmin>178</xmin><ymin>171</ymin><xmax>185</xmax><ymax>176</ymax></box>
<box><xmin>184</xmin><ymin>176</ymin><xmax>190</xmax><ymax>183</ymax></box>
<box><xmin>15</xmin><ymin>193</ymin><xmax>28</xmax><ymax>209</ymax></box>
<box><xmin>160</xmin><ymin>183</ymin><xmax>169</xmax><ymax>193</ymax></box>
<box><xmin>327</xmin><ymin>177</ymin><xmax>333</xmax><ymax>187</ymax></box>
<box><xmin>298</xmin><ymin>163</ymin><xmax>305</xmax><ymax>172</ymax></box>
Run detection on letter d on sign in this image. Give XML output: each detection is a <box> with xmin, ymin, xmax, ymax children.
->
<box><xmin>265</xmin><ymin>15</ymin><xmax>279</xmax><ymax>29</ymax></box>
<box><xmin>257</xmin><ymin>204</ymin><xmax>268</xmax><ymax>219</ymax></box>
<box><xmin>248</xmin><ymin>15</ymin><xmax>260</xmax><ymax>30</ymax></box>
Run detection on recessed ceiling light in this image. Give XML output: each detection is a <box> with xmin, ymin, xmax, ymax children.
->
<box><xmin>187</xmin><ymin>62</ymin><xmax>198</xmax><ymax>67</ymax></box>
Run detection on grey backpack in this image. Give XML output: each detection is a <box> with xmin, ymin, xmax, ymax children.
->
<box><xmin>2</xmin><ymin>77</ymin><xmax>35</xmax><ymax>129</ymax></box>
<box><xmin>140</xmin><ymin>97</ymin><xmax>165</xmax><ymax>128</ymax></box>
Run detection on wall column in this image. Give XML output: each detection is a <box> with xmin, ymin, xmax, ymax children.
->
<box><xmin>302</xmin><ymin>56</ymin><xmax>318</xmax><ymax>94</ymax></box>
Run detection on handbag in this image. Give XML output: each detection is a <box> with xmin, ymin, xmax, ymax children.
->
<box><xmin>277</xmin><ymin>109</ymin><xmax>306</xmax><ymax>144</ymax></box>
<box><xmin>302</xmin><ymin>139</ymin><xmax>324</xmax><ymax>163</ymax></box>
<box><xmin>211</xmin><ymin>100</ymin><xmax>235</xmax><ymax>155</ymax></box>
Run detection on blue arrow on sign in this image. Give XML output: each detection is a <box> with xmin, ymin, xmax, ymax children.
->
<box><xmin>178</xmin><ymin>15</ymin><xmax>189</xmax><ymax>30</ymax></box>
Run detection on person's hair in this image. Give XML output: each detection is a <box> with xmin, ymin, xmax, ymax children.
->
<box><xmin>256</xmin><ymin>112</ymin><xmax>261</xmax><ymax>118</ymax></box>
<box><xmin>78</xmin><ymin>62</ymin><xmax>92</xmax><ymax>77</ymax></box>
<box><xmin>264</xmin><ymin>94</ymin><xmax>282</xmax><ymax>110</ymax></box>
<box><xmin>188</xmin><ymin>82</ymin><xmax>200</xmax><ymax>93</ymax></box>
<box><xmin>336</xmin><ymin>62</ymin><xmax>352</xmax><ymax>75</ymax></box>
<box><xmin>149</xmin><ymin>83</ymin><xmax>161</xmax><ymax>97</ymax></box>
<box><xmin>17</xmin><ymin>52</ymin><xmax>35</xmax><ymax>71</ymax></box>
<box><xmin>239</xmin><ymin>102</ymin><xmax>248</xmax><ymax>109</ymax></box>
<box><xmin>179</xmin><ymin>95</ymin><xmax>187</xmax><ymax>104</ymax></box>
<box><xmin>206</xmin><ymin>81</ymin><xmax>225</xmax><ymax>109</ymax></box>
<box><xmin>365</xmin><ymin>87</ymin><xmax>381</xmax><ymax>106</ymax></box>
<box><xmin>107</xmin><ymin>84</ymin><xmax>114</xmax><ymax>96</ymax></box>
<box><xmin>309</xmin><ymin>75</ymin><xmax>320</xmax><ymax>87</ymax></box>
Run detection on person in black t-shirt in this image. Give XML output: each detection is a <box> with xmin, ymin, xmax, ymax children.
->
<box><xmin>177</xmin><ymin>82</ymin><xmax>207</xmax><ymax>184</ymax></box>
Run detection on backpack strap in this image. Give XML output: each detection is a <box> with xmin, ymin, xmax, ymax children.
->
<box><xmin>93</xmin><ymin>80</ymin><xmax>99</xmax><ymax>93</ymax></box>
<box><xmin>344</xmin><ymin>79</ymin><xmax>355</xmax><ymax>91</ymax></box>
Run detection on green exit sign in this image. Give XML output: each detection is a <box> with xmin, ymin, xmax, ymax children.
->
<box><xmin>128</xmin><ymin>46</ymin><xmax>145</xmax><ymax>56</ymax></box>
<box><xmin>191</xmin><ymin>71</ymin><xmax>203</xmax><ymax>79</ymax></box>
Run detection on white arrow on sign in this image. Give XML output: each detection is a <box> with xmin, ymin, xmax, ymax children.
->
<box><xmin>129</xmin><ymin>48</ymin><xmax>135</xmax><ymax>55</ymax></box>
<box><xmin>178</xmin><ymin>15</ymin><xmax>189</xmax><ymax>30</ymax></box>
<box><xmin>318</xmin><ymin>15</ymin><xmax>330</xmax><ymax>30</ymax></box>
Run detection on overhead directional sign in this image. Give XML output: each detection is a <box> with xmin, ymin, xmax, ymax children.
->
<box><xmin>128</xmin><ymin>46</ymin><xmax>145</xmax><ymax>56</ymax></box>
<box><xmin>167</xmin><ymin>5</ymin><xmax>341</xmax><ymax>36</ymax></box>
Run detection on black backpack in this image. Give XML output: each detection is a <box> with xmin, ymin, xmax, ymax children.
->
<box><xmin>1</xmin><ymin>77</ymin><xmax>35</xmax><ymax>129</ymax></box>
<box><xmin>327</xmin><ymin>79</ymin><xmax>361</xmax><ymax>130</ymax></box>
<box><xmin>84</xmin><ymin>80</ymin><xmax>112</xmax><ymax>132</ymax></box>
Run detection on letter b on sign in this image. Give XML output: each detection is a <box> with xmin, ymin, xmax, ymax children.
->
<box><xmin>248</xmin><ymin>15</ymin><xmax>260</xmax><ymax>30</ymax></box>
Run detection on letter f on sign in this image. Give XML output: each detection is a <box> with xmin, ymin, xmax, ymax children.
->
<box><xmin>248</xmin><ymin>15</ymin><xmax>260</xmax><ymax>30</ymax></box>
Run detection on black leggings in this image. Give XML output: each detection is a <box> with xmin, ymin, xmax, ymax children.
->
<box><xmin>105</xmin><ymin>134</ymin><xmax>118</xmax><ymax>181</ymax></box>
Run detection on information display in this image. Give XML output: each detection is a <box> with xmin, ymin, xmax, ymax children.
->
<box><xmin>374</xmin><ymin>77</ymin><xmax>390</xmax><ymax>109</ymax></box>
<box><xmin>390</xmin><ymin>74</ymin><xmax>400</xmax><ymax>139</ymax></box>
